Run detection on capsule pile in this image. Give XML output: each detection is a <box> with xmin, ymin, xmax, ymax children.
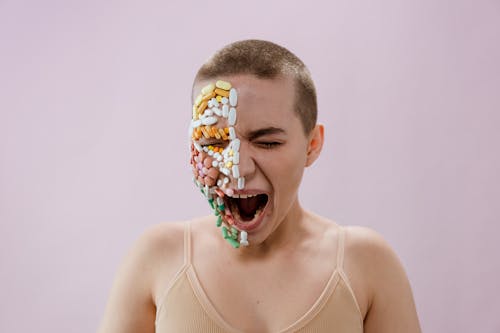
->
<box><xmin>189</xmin><ymin>80</ymin><xmax>248</xmax><ymax>248</ymax></box>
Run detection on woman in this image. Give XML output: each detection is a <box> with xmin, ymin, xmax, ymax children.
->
<box><xmin>98</xmin><ymin>39</ymin><xmax>422</xmax><ymax>333</ymax></box>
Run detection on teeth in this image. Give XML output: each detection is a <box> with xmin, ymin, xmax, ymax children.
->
<box><xmin>226</xmin><ymin>193</ymin><xmax>259</xmax><ymax>199</ymax></box>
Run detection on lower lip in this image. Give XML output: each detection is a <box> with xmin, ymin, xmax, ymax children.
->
<box><xmin>233</xmin><ymin>204</ymin><xmax>268</xmax><ymax>232</ymax></box>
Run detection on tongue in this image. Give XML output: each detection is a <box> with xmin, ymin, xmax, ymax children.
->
<box><xmin>237</xmin><ymin>197</ymin><xmax>260</xmax><ymax>220</ymax></box>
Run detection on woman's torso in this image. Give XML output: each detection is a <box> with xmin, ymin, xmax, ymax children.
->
<box><xmin>154</xmin><ymin>216</ymin><xmax>364</xmax><ymax>333</ymax></box>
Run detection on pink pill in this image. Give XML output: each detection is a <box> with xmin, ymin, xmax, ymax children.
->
<box><xmin>204</xmin><ymin>176</ymin><xmax>216</xmax><ymax>186</ymax></box>
<box><xmin>207</xmin><ymin>167</ymin><xmax>219</xmax><ymax>179</ymax></box>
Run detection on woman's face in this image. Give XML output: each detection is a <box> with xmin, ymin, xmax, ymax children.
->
<box><xmin>190</xmin><ymin>74</ymin><xmax>312</xmax><ymax>247</ymax></box>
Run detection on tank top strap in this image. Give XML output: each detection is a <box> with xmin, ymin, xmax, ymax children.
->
<box><xmin>184</xmin><ymin>221</ymin><xmax>192</xmax><ymax>265</ymax></box>
<box><xmin>336</xmin><ymin>225</ymin><xmax>345</xmax><ymax>270</ymax></box>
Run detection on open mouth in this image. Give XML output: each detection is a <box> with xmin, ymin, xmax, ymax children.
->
<box><xmin>225</xmin><ymin>193</ymin><xmax>269</xmax><ymax>223</ymax></box>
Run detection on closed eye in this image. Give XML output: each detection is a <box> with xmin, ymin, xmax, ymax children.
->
<box><xmin>256</xmin><ymin>141</ymin><xmax>282</xmax><ymax>149</ymax></box>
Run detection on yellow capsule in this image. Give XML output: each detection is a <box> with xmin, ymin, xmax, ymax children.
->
<box><xmin>216</xmin><ymin>80</ymin><xmax>232</xmax><ymax>90</ymax></box>
<box><xmin>226</xmin><ymin>161</ymin><xmax>233</xmax><ymax>168</ymax></box>
<box><xmin>229</xmin><ymin>150</ymin><xmax>234</xmax><ymax>156</ymax></box>
<box><xmin>216</xmin><ymin>95</ymin><xmax>222</xmax><ymax>102</ymax></box>
<box><xmin>201</xmin><ymin>83</ymin><xmax>215</xmax><ymax>95</ymax></box>
<box><xmin>194</xmin><ymin>94</ymin><xmax>203</xmax><ymax>106</ymax></box>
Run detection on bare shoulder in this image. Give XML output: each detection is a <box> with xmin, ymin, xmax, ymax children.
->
<box><xmin>97</xmin><ymin>220</ymin><xmax>189</xmax><ymax>333</ymax></box>
<box><xmin>343</xmin><ymin>226</ymin><xmax>422</xmax><ymax>333</ymax></box>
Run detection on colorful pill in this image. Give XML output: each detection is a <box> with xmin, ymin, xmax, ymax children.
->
<box><xmin>216</xmin><ymin>80</ymin><xmax>232</xmax><ymax>90</ymax></box>
<box><xmin>202</xmin><ymin>91</ymin><xmax>216</xmax><ymax>102</ymax></box>
<box><xmin>214</xmin><ymin>88</ymin><xmax>229</xmax><ymax>97</ymax></box>
<box><xmin>194</xmin><ymin>94</ymin><xmax>203</xmax><ymax>106</ymax></box>
<box><xmin>216</xmin><ymin>95</ymin><xmax>222</xmax><ymax>102</ymax></box>
<box><xmin>201</xmin><ymin>83</ymin><xmax>215</xmax><ymax>95</ymax></box>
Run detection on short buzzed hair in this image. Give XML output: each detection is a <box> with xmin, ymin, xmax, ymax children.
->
<box><xmin>194</xmin><ymin>39</ymin><xmax>317</xmax><ymax>135</ymax></box>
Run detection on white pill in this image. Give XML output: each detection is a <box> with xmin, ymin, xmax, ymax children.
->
<box><xmin>240</xmin><ymin>230</ymin><xmax>248</xmax><ymax>241</ymax></box>
<box><xmin>193</xmin><ymin>142</ymin><xmax>202</xmax><ymax>152</ymax></box>
<box><xmin>221</xmin><ymin>168</ymin><xmax>230</xmax><ymax>176</ymax></box>
<box><xmin>221</xmin><ymin>97</ymin><xmax>228</xmax><ymax>104</ymax></box>
<box><xmin>237</xmin><ymin>177</ymin><xmax>245</xmax><ymax>189</ymax></box>
<box><xmin>212</xmin><ymin>160</ymin><xmax>218</xmax><ymax>168</ymax></box>
<box><xmin>202</xmin><ymin>116</ymin><xmax>217</xmax><ymax>126</ymax></box>
<box><xmin>228</xmin><ymin>107</ymin><xmax>236</xmax><ymax>126</ymax></box>
<box><xmin>207</xmin><ymin>100</ymin><xmax>214</xmax><ymax>108</ymax></box>
<box><xmin>217</xmin><ymin>155</ymin><xmax>223</xmax><ymax>162</ymax></box>
<box><xmin>204</xmin><ymin>109</ymin><xmax>213</xmax><ymax>116</ymax></box>
<box><xmin>222</xmin><ymin>104</ymin><xmax>229</xmax><ymax>118</ymax></box>
<box><xmin>208</xmin><ymin>150</ymin><xmax>214</xmax><ymax>156</ymax></box>
<box><xmin>232</xmin><ymin>152</ymin><xmax>239</xmax><ymax>164</ymax></box>
<box><xmin>232</xmin><ymin>139</ymin><xmax>240</xmax><ymax>151</ymax></box>
<box><xmin>217</xmin><ymin>179</ymin><xmax>222</xmax><ymax>187</ymax></box>
<box><xmin>217</xmin><ymin>197</ymin><xmax>224</xmax><ymax>205</ymax></box>
<box><xmin>227</xmin><ymin>127</ymin><xmax>235</xmax><ymax>140</ymax></box>
<box><xmin>223</xmin><ymin>177</ymin><xmax>229</xmax><ymax>184</ymax></box>
<box><xmin>229</xmin><ymin>88</ymin><xmax>237</xmax><ymax>106</ymax></box>
<box><xmin>203</xmin><ymin>147</ymin><xmax>209</xmax><ymax>152</ymax></box>
<box><xmin>232</xmin><ymin>165</ymin><xmax>240</xmax><ymax>178</ymax></box>
<box><xmin>219</xmin><ymin>162</ymin><xmax>224</xmax><ymax>168</ymax></box>
<box><xmin>213</xmin><ymin>107</ymin><xmax>222</xmax><ymax>116</ymax></box>
<box><xmin>210</xmin><ymin>98</ymin><xmax>219</xmax><ymax>108</ymax></box>
<box><xmin>191</xmin><ymin>119</ymin><xmax>202</xmax><ymax>128</ymax></box>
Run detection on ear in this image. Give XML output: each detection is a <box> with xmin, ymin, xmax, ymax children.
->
<box><xmin>305</xmin><ymin>124</ymin><xmax>324</xmax><ymax>167</ymax></box>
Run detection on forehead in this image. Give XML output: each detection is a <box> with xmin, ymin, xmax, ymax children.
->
<box><xmin>193</xmin><ymin>75</ymin><xmax>297</xmax><ymax>127</ymax></box>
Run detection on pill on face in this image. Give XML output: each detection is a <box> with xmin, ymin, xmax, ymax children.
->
<box><xmin>214</xmin><ymin>88</ymin><xmax>229</xmax><ymax>97</ymax></box>
<box><xmin>229</xmin><ymin>127</ymin><xmax>236</xmax><ymax>140</ymax></box>
<box><xmin>221</xmin><ymin>168</ymin><xmax>230</xmax><ymax>176</ymax></box>
<box><xmin>194</xmin><ymin>94</ymin><xmax>203</xmax><ymax>106</ymax></box>
<box><xmin>193</xmin><ymin>142</ymin><xmax>202</xmax><ymax>152</ymax></box>
<box><xmin>221</xmin><ymin>97</ymin><xmax>228</xmax><ymax>104</ymax></box>
<box><xmin>232</xmin><ymin>139</ymin><xmax>240</xmax><ymax>151</ymax></box>
<box><xmin>223</xmin><ymin>177</ymin><xmax>229</xmax><ymax>184</ymax></box>
<box><xmin>202</xmin><ymin>116</ymin><xmax>217</xmax><ymax>126</ymax></box>
<box><xmin>232</xmin><ymin>165</ymin><xmax>240</xmax><ymax>178</ymax></box>
<box><xmin>228</xmin><ymin>107</ymin><xmax>236</xmax><ymax>126</ymax></box>
<box><xmin>238</xmin><ymin>177</ymin><xmax>245</xmax><ymax>189</ymax></box>
<box><xmin>216</xmin><ymin>80</ymin><xmax>232</xmax><ymax>90</ymax></box>
<box><xmin>202</xmin><ymin>91</ymin><xmax>216</xmax><ymax>102</ymax></box>
<box><xmin>191</xmin><ymin>119</ymin><xmax>202</xmax><ymax>128</ymax></box>
<box><xmin>207</xmin><ymin>167</ymin><xmax>219</xmax><ymax>179</ymax></box>
<box><xmin>229</xmin><ymin>88</ymin><xmax>237</xmax><ymax>106</ymax></box>
<box><xmin>197</xmin><ymin>99</ymin><xmax>208</xmax><ymax>114</ymax></box>
<box><xmin>232</xmin><ymin>152</ymin><xmax>239</xmax><ymax>164</ymax></box>
<box><xmin>203</xmin><ymin>157</ymin><xmax>213</xmax><ymax>168</ymax></box>
<box><xmin>219</xmin><ymin>128</ymin><xmax>228</xmax><ymax>140</ymax></box>
<box><xmin>222</xmin><ymin>104</ymin><xmax>229</xmax><ymax>118</ymax></box>
<box><xmin>201</xmin><ymin>83</ymin><xmax>215</xmax><ymax>95</ymax></box>
<box><xmin>212</xmin><ymin>160</ymin><xmax>218</xmax><ymax>168</ymax></box>
<box><xmin>213</xmin><ymin>107</ymin><xmax>222</xmax><ymax>117</ymax></box>
<box><xmin>217</xmin><ymin>179</ymin><xmax>223</xmax><ymax>187</ymax></box>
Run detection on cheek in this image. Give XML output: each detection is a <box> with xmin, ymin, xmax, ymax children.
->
<box><xmin>190</xmin><ymin>146</ymin><xmax>222</xmax><ymax>187</ymax></box>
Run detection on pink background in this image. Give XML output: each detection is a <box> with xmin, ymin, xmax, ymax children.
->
<box><xmin>1</xmin><ymin>1</ymin><xmax>499</xmax><ymax>332</ymax></box>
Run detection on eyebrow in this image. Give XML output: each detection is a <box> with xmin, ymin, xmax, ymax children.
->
<box><xmin>247</xmin><ymin>127</ymin><xmax>286</xmax><ymax>141</ymax></box>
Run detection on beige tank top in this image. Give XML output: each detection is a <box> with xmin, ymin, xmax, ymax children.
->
<box><xmin>155</xmin><ymin>223</ymin><xmax>363</xmax><ymax>332</ymax></box>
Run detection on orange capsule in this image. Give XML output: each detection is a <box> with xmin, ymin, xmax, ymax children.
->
<box><xmin>197</xmin><ymin>100</ymin><xmax>208</xmax><ymax>115</ymax></box>
<box><xmin>214</xmin><ymin>88</ymin><xmax>229</xmax><ymax>97</ymax></box>
<box><xmin>219</xmin><ymin>128</ymin><xmax>228</xmax><ymax>140</ymax></box>
<box><xmin>202</xmin><ymin>91</ymin><xmax>216</xmax><ymax>102</ymax></box>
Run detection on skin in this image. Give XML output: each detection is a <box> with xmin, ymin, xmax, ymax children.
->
<box><xmin>98</xmin><ymin>74</ymin><xmax>422</xmax><ymax>333</ymax></box>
